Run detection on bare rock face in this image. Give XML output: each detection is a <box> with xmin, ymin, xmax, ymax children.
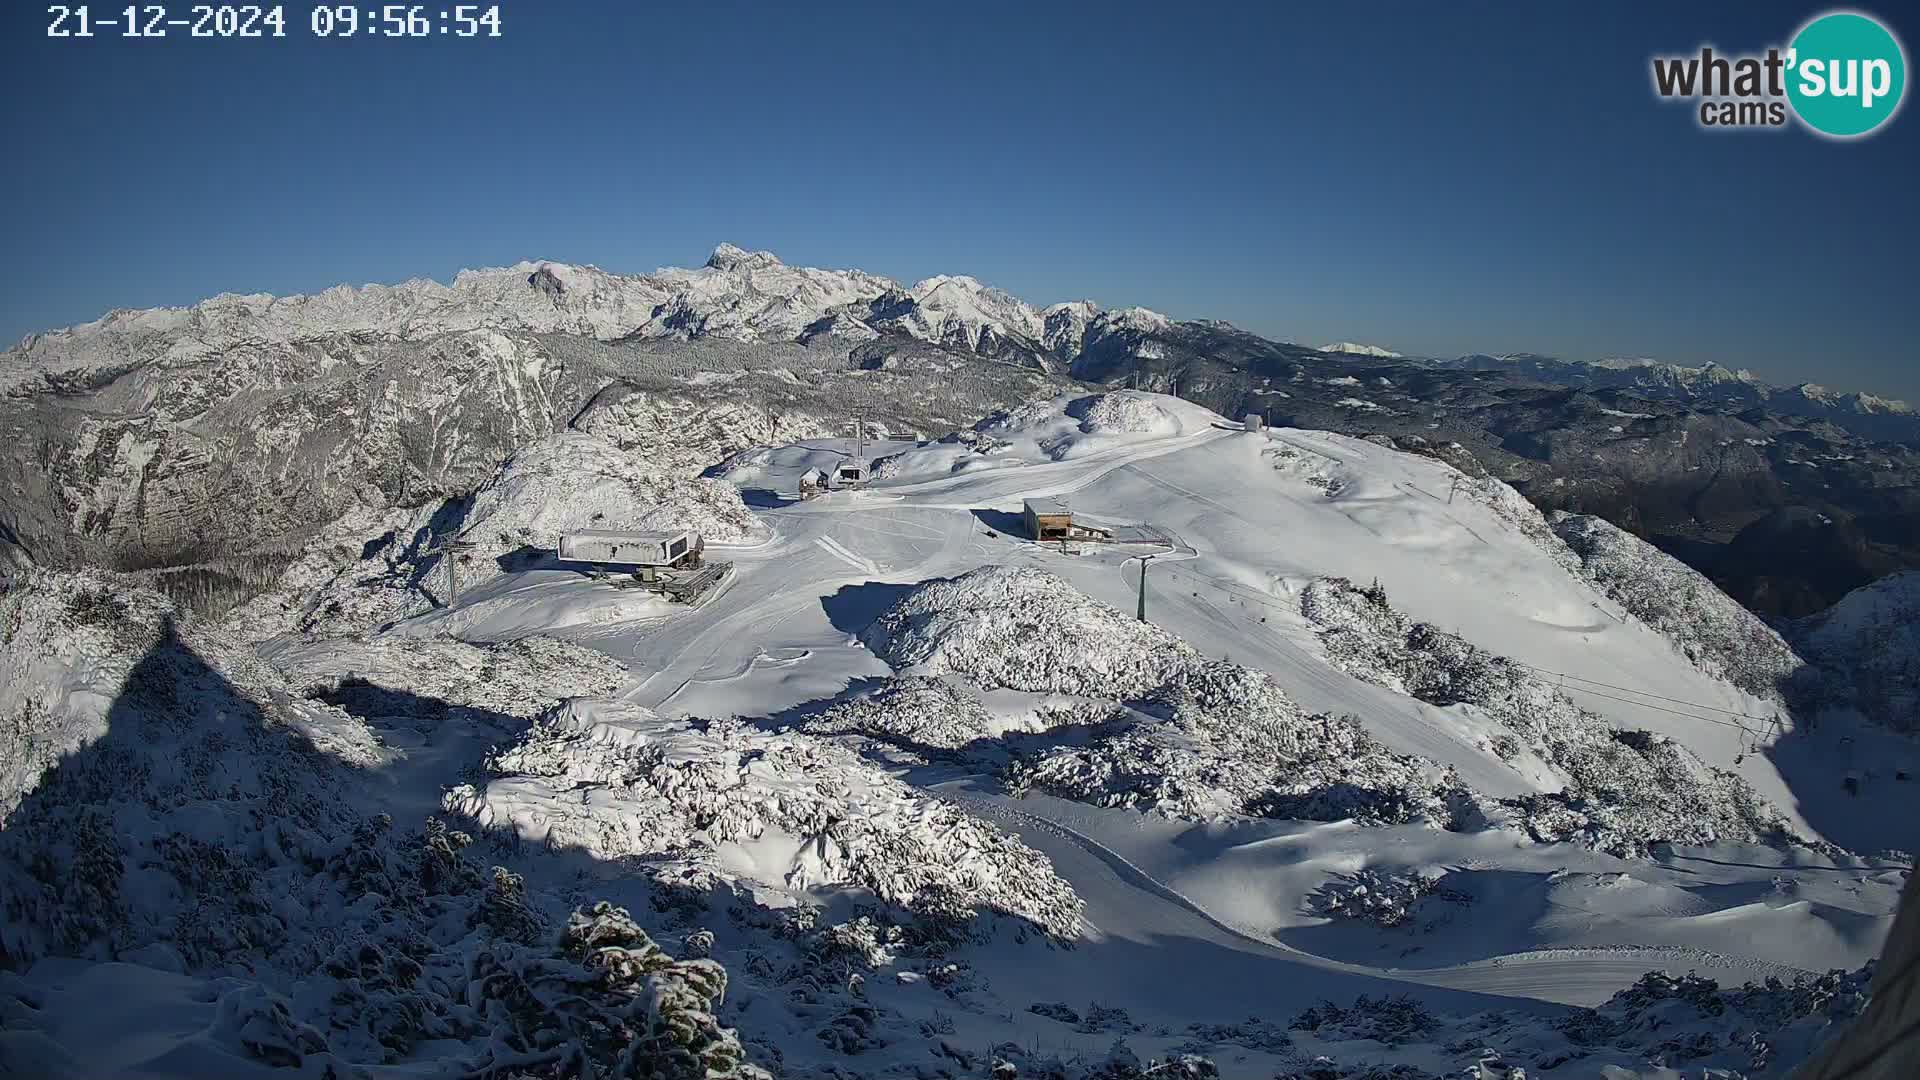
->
<box><xmin>1</xmin><ymin>329</ymin><xmax>604</xmax><ymax>569</ymax></box>
<box><xmin>527</xmin><ymin>265</ymin><xmax>567</xmax><ymax>300</ymax></box>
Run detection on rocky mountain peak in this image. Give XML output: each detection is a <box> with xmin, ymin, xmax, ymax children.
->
<box><xmin>704</xmin><ymin>243</ymin><xmax>784</xmax><ymax>272</ymax></box>
<box><xmin>527</xmin><ymin>264</ymin><xmax>567</xmax><ymax>300</ymax></box>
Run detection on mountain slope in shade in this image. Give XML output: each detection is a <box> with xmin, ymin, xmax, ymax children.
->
<box><xmin>1793</xmin><ymin>570</ymin><xmax>1920</xmax><ymax>737</ymax></box>
<box><xmin>1433</xmin><ymin>353</ymin><xmax>1917</xmax><ymax>442</ymax></box>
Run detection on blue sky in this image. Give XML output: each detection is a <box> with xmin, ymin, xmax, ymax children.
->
<box><xmin>4</xmin><ymin>2</ymin><xmax>1916</xmax><ymax>399</ymax></box>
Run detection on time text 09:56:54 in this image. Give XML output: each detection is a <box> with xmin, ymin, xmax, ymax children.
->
<box><xmin>46</xmin><ymin>5</ymin><xmax>503</xmax><ymax>38</ymax></box>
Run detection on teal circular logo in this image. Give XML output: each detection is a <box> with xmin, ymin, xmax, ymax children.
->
<box><xmin>1787</xmin><ymin>11</ymin><xmax>1907</xmax><ymax>137</ymax></box>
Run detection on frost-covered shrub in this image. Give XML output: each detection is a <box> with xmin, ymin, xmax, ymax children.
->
<box><xmin>1290</xmin><ymin>995</ymin><xmax>1441</xmax><ymax>1048</ymax></box>
<box><xmin>0</xmin><ymin>569</ymin><xmax>177</xmax><ymax>818</ymax></box>
<box><xmin>988</xmin><ymin>1037</ymin><xmax>1218</xmax><ymax>1080</ymax></box>
<box><xmin>1308</xmin><ymin>869</ymin><xmax>1469</xmax><ymax>929</ymax></box>
<box><xmin>1</xmin><ymin>565</ymin><xmax>782</xmax><ymax>1076</ymax></box>
<box><xmin>447</xmin><ymin>698</ymin><xmax>1084</xmax><ymax>939</ymax></box>
<box><xmin>1553</xmin><ymin>512</ymin><xmax>1809</xmax><ymax>702</ymax></box>
<box><xmin>1301</xmin><ymin>576</ymin><xmax>1811</xmax><ymax>857</ymax></box>
<box><xmin>464</xmin><ymin>901</ymin><xmax>769</xmax><ymax>1079</ymax></box>
<box><xmin>273</xmin><ymin>631</ymin><xmax>629</xmax><ymax>723</ymax></box>
<box><xmin>1462</xmin><ymin>474</ymin><xmax>1579</xmax><ymax>569</ymax></box>
<box><xmin>0</xmin><ymin>807</ymin><xmax>125</xmax><ymax>963</ymax></box>
<box><xmin>62</xmin><ymin>585</ymin><xmax>128</xmax><ymax>626</ymax></box>
<box><xmin>1263</xmin><ymin>443</ymin><xmax>1345</xmax><ymax>495</ymax></box>
<box><xmin>1276</xmin><ymin>1062</ymin><xmax>1440</xmax><ymax>1080</ymax></box>
<box><xmin>1303</xmin><ymin>579</ymin><xmax>1565</xmax><ymax>728</ymax></box>
<box><xmin>0</xmin><ymin>572</ymin><xmax>376</xmax><ymax>969</ymax></box>
<box><xmin>1510</xmin><ymin>728</ymin><xmax>1803</xmax><ymax>856</ymax></box>
<box><xmin>800</xmin><ymin>676</ymin><xmax>998</xmax><ymax>752</ymax></box>
<box><xmin>1006</xmin><ymin>674</ymin><xmax>1475</xmax><ymax>827</ymax></box>
<box><xmin>1176</xmin><ymin>1017</ymin><xmax>1296</xmax><ymax>1054</ymax></box>
<box><xmin>1554</xmin><ymin>967</ymin><xmax>1872</xmax><ymax>1076</ymax></box>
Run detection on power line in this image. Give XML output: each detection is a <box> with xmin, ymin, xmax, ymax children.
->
<box><xmin>1538</xmin><ymin>683</ymin><xmax>1760</xmax><ymax>734</ymax></box>
<box><xmin>1514</xmin><ymin>666</ymin><xmax>1780</xmax><ymax>726</ymax></box>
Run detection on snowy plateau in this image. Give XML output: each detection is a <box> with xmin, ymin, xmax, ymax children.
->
<box><xmin>0</xmin><ymin>249</ymin><xmax>1916</xmax><ymax>1080</ymax></box>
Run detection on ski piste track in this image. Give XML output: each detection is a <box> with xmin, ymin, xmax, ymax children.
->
<box><xmin>939</xmin><ymin>785</ymin><xmax>1810</xmax><ymax>1009</ymax></box>
<box><xmin>597</xmin><ymin>423</ymin><xmax>1822</xmax><ymax>1008</ymax></box>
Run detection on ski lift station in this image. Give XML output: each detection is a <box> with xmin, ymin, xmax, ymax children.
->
<box><xmin>829</xmin><ymin>459</ymin><xmax>870</xmax><ymax>489</ymax></box>
<box><xmin>557</xmin><ymin>528</ymin><xmax>701</xmax><ymax>574</ymax></box>
<box><xmin>555</xmin><ymin>528</ymin><xmax>731</xmax><ymax>605</ymax></box>
<box><xmin>1023</xmin><ymin>497</ymin><xmax>1112</xmax><ymax>542</ymax></box>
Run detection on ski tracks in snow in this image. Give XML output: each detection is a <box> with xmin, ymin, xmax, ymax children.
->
<box><xmin>813</xmin><ymin>534</ymin><xmax>880</xmax><ymax>575</ymax></box>
<box><xmin>941</xmin><ymin>786</ymin><xmax>1811</xmax><ymax>1008</ymax></box>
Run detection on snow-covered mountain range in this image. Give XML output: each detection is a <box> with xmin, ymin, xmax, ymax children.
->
<box><xmin>1</xmin><ymin>244</ymin><xmax>1131</xmax><ymax>396</ymax></box>
<box><xmin>1432</xmin><ymin>353</ymin><xmax>1918</xmax><ymax>441</ymax></box>
<box><xmin>2</xmin><ymin>380</ymin><xmax>1914</xmax><ymax>1078</ymax></box>
<box><xmin>6</xmin><ymin>243</ymin><xmax>1920</xmax><ymax>625</ymax></box>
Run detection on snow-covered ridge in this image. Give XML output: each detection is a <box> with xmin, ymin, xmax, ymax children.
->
<box><xmin>1321</xmin><ymin>342</ymin><xmax>1402</xmax><ymax>358</ymax></box>
<box><xmin>0</xmin><ymin>245</ymin><xmax>1126</xmax><ymax>393</ymax></box>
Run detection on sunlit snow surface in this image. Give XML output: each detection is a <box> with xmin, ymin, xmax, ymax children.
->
<box><xmin>2</xmin><ymin>392</ymin><xmax>1911</xmax><ymax>1079</ymax></box>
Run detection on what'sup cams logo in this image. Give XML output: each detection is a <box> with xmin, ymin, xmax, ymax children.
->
<box><xmin>1652</xmin><ymin>10</ymin><xmax>1907</xmax><ymax>137</ymax></box>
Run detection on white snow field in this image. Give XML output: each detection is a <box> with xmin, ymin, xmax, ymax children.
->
<box><xmin>2</xmin><ymin>391</ymin><xmax>1912</xmax><ymax>1079</ymax></box>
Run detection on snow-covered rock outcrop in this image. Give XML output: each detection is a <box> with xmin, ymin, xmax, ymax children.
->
<box><xmin>1794</xmin><ymin>570</ymin><xmax>1920</xmax><ymax>735</ymax></box>
<box><xmin>865</xmin><ymin>567</ymin><xmax>1475</xmax><ymax>824</ymax></box>
<box><xmin>1301</xmin><ymin>576</ymin><xmax>1811</xmax><ymax>856</ymax></box>
<box><xmin>866</xmin><ymin>565</ymin><xmax>1197</xmax><ymax>699</ymax></box>
<box><xmin>217</xmin><ymin>430</ymin><xmax>762</xmax><ymax>638</ymax></box>
<box><xmin>570</xmin><ymin>383</ymin><xmax>840</xmax><ymax>475</ymax></box>
<box><xmin>446</xmin><ymin>698</ymin><xmax>1084</xmax><ymax>939</ymax></box>
<box><xmin>460</xmin><ymin>432</ymin><xmax>762</xmax><ymax>560</ymax></box>
<box><xmin>1552</xmin><ymin>512</ymin><xmax>1810</xmax><ymax>702</ymax></box>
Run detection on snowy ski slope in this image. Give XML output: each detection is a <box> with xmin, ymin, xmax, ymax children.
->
<box><xmin>3</xmin><ymin>391</ymin><xmax>1910</xmax><ymax>1078</ymax></box>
